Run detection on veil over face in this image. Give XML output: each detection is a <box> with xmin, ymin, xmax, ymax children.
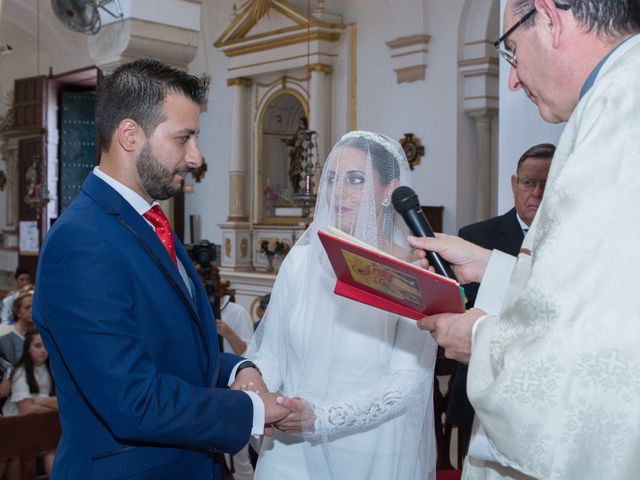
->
<box><xmin>249</xmin><ymin>131</ymin><xmax>436</xmax><ymax>480</ymax></box>
<box><xmin>304</xmin><ymin>130</ymin><xmax>413</xmax><ymax>260</ymax></box>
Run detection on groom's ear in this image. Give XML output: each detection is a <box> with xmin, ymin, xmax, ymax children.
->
<box><xmin>117</xmin><ymin>118</ymin><xmax>143</xmax><ymax>153</ymax></box>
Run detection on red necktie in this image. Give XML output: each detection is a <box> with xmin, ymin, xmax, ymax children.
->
<box><xmin>143</xmin><ymin>205</ymin><xmax>178</xmax><ymax>266</ymax></box>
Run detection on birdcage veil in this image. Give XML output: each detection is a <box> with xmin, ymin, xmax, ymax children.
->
<box><xmin>248</xmin><ymin>131</ymin><xmax>436</xmax><ymax>480</ymax></box>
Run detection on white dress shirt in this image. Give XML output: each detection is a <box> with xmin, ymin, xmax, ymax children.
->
<box><xmin>92</xmin><ymin>167</ymin><xmax>265</xmax><ymax>434</ymax></box>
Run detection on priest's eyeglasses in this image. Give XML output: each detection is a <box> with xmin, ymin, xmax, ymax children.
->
<box><xmin>494</xmin><ymin>2</ymin><xmax>570</xmax><ymax>68</ymax></box>
<box><xmin>517</xmin><ymin>177</ymin><xmax>546</xmax><ymax>191</ymax></box>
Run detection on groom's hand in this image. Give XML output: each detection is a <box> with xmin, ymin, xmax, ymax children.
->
<box><xmin>259</xmin><ymin>392</ymin><xmax>292</xmax><ymax>425</ymax></box>
<box><xmin>230</xmin><ymin>367</ymin><xmax>268</xmax><ymax>394</ymax></box>
<box><xmin>272</xmin><ymin>396</ymin><xmax>314</xmax><ymax>433</ymax></box>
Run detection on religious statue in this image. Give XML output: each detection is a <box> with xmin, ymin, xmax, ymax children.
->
<box><xmin>25</xmin><ymin>161</ymin><xmax>37</xmax><ymax>197</ymax></box>
<box><xmin>285</xmin><ymin>116</ymin><xmax>308</xmax><ymax>193</ymax></box>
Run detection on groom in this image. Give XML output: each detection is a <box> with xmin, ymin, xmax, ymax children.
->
<box><xmin>34</xmin><ymin>59</ymin><xmax>289</xmax><ymax>479</ymax></box>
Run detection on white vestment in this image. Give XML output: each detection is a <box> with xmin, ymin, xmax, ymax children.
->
<box><xmin>464</xmin><ymin>37</ymin><xmax>640</xmax><ymax>479</ymax></box>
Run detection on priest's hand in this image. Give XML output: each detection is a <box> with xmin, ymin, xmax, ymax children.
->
<box><xmin>417</xmin><ymin>307</ymin><xmax>486</xmax><ymax>364</ymax></box>
<box><xmin>408</xmin><ymin>234</ymin><xmax>491</xmax><ymax>284</ymax></box>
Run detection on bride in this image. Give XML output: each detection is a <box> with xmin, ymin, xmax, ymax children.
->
<box><xmin>248</xmin><ymin>131</ymin><xmax>437</xmax><ymax>479</ymax></box>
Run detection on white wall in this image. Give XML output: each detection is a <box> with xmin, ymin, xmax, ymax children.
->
<box><xmin>496</xmin><ymin>0</ymin><xmax>564</xmax><ymax>213</ymax></box>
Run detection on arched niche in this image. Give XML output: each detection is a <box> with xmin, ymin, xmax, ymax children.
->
<box><xmin>257</xmin><ymin>89</ymin><xmax>308</xmax><ymax>224</ymax></box>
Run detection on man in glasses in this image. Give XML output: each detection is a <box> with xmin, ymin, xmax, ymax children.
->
<box><xmin>409</xmin><ymin>0</ymin><xmax>640</xmax><ymax>478</ymax></box>
<box><xmin>445</xmin><ymin>143</ymin><xmax>554</xmax><ymax>459</ymax></box>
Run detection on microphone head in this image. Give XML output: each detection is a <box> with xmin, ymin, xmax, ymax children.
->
<box><xmin>391</xmin><ymin>186</ymin><xmax>420</xmax><ymax>213</ymax></box>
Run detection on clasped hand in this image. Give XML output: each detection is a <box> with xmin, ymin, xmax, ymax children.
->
<box><xmin>230</xmin><ymin>368</ymin><xmax>314</xmax><ymax>435</ymax></box>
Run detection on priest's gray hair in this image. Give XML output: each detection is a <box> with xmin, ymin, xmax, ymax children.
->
<box><xmin>512</xmin><ymin>0</ymin><xmax>640</xmax><ymax>38</ymax></box>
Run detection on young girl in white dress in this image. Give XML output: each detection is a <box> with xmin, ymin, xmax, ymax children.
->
<box><xmin>248</xmin><ymin>131</ymin><xmax>437</xmax><ymax>480</ymax></box>
<box><xmin>2</xmin><ymin>329</ymin><xmax>58</xmax><ymax>480</ymax></box>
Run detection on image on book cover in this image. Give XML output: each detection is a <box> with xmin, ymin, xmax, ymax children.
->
<box><xmin>342</xmin><ymin>249</ymin><xmax>424</xmax><ymax>309</ymax></box>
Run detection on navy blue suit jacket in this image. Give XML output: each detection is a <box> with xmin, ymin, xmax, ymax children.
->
<box><xmin>34</xmin><ymin>173</ymin><xmax>253</xmax><ymax>479</ymax></box>
<box><xmin>446</xmin><ymin>208</ymin><xmax>524</xmax><ymax>430</ymax></box>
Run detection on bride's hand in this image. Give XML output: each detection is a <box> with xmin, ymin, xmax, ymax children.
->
<box><xmin>272</xmin><ymin>396</ymin><xmax>315</xmax><ymax>432</ymax></box>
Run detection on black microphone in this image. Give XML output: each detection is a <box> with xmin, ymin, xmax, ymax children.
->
<box><xmin>391</xmin><ymin>186</ymin><xmax>457</xmax><ymax>280</ymax></box>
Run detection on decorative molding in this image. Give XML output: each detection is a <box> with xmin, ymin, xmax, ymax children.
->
<box><xmin>229</xmin><ymin>172</ymin><xmax>248</xmax><ymax>220</ymax></box>
<box><xmin>463</xmin><ymin>39</ymin><xmax>494</xmax><ymax>47</ymax></box>
<box><xmin>227</xmin><ymin>77</ymin><xmax>253</xmax><ymax>87</ymax></box>
<box><xmin>254</xmin><ymin>82</ymin><xmax>308</xmax><ymax>120</ymax></box>
<box><xmin>214</xmin><ymin>0</ymin><xmax>344</xmax><ymax>79</ymax></box>
<box><xmin>385</xmin><ymin>34</ymin><xmax>431</xmax><ymax>50</ymax></box>
<box><xmin>227</xmin><ymin>52</ymin><xmax>337</xmax><ymax>72</ymax></box>
<box><xmin>222</xmin><ymin>31</ymin><xmax>341</xmax><ymax>58</ymax></box>
<box><xmin>390</xmin><ymin>49</ymin><xmax>428</xmax><ymax>59</ymax></box>
<box><xmin>394</xmin><ymin>65</ymin><xmax>427</xmax><ymax>84</ymax></box>
<box><xmin>457</xmin><ymin>57</ymin><xmax>499</xmax><ymax>68</ymax></box>
<box><xmin>459</xmin><ymin>56</ymin><xmax>499</xmax><ymax>113</ymax></box>
<box><xmin>386</xmin><ymin>34</ymin><xmax>431</xmax><ymax>84</ymax></box>
<box><xmin>219</xmin><ymin>222</ymin><xmax>253</xmax><ymax>269</ymax></box>
<box><xmin>305</xmin><ymin>63</ymin><xmax>333</xmax><ymax>74</ymax></box>
<box><xmin>215</xmin><ymin>0</ymin><xmax>342</xmax><ymax>50</ymax></box>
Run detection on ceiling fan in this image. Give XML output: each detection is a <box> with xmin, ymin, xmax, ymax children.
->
<box><xmin>51</xmin><ymin>0</ymin><xmax>123</xmax><ymax>35</ymax></box>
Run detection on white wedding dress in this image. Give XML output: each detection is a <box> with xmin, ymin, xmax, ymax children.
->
<box><xmin>248</xmin><ymin>131</ymin><xmax>437</xmax><ymax>480</ymax></box>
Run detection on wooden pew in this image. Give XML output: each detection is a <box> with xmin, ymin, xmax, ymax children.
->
<box><xmin>0</xmin><ymin>411</ymin><xmax>61</xmax><ymax>480</ymax></box>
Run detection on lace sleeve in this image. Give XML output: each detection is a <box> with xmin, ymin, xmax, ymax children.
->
<box><xmin>306</xmin><ymin>317</ymin><xmax>436</xmax><ymax>440</ymax></box>
<box><xmin>311</xmin><ymin>369</ymin><xmax>428</xmax><ymax>439</ymax></box>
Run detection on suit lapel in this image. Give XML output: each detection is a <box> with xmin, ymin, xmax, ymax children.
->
<box><xmin>499</xmin><ymin>208</ymin><xmax>525</xmax><ymax>256</ymax></box>
<box><xmin>82</xmin><ymin>173</ymin><xmax>203</xmax><ymax>333</ymax></box>
<box><xmin>175</xmin><ymin>241</ymin><xmax>220</xmax><ymax>384</ymax></box>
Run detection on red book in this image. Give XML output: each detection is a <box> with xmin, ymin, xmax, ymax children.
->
<box><xmin>318</xmin><ymin>228</ymin><xmax>465</xmax><ymax>320</ymax></box>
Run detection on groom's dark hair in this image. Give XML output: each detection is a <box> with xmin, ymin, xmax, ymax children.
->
<box><xmin>95</xmin><ymin>58</ymin><xmax>209</xmax><ymax>153</ymax></box>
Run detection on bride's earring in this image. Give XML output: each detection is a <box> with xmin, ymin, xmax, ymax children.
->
<box><xmin>382</xmin><ymin>198</ymin><xmax>391</xmax><ymax>207</ymax></box>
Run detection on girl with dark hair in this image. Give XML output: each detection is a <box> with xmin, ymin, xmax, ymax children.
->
<box><xmin>2</xmin><ymin>329</ymin><xmax>57</xmax><ymax>479</ymax></box>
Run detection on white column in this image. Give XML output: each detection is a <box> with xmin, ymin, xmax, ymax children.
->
<box><xmin>227</xmin><ymin>77</ymin><xmax>252</xmax><ymax>221</ymax></box>
<box><xmin>468</xmin><ymin>108</ymin><xmax>497</xmax><ymax>220</ymax></box>
<box><xmin>306</xmin><ymin>64</ymin><xmax>332</xmax><ymax>165</ymax></box>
